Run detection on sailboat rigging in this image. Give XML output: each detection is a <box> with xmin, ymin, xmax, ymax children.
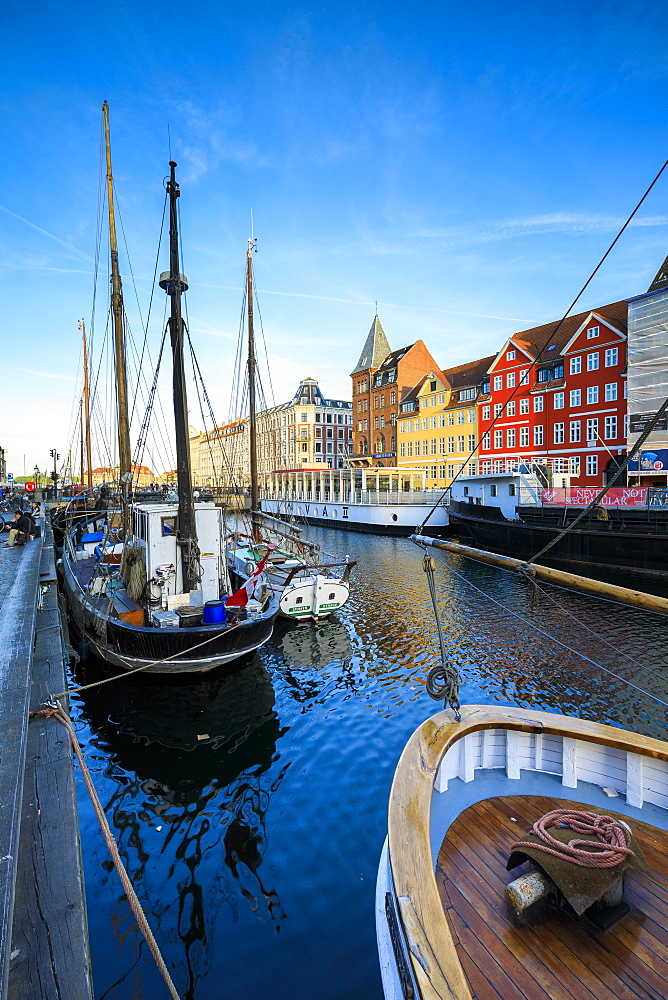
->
<box><xmin>225</xmin><ymin>241</ymin><xmax>356</xmax><ymax>621</ymax></box>
<box><xmin>59</xmin><ymin>105</ymin><xmax>280</xmax><ymax>673</ymax></box>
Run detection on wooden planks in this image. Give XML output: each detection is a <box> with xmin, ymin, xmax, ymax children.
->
<box><xmin>8</xmin><ymin>523</ymin><xmax>93</xmax><ymax>999</ymax></box>
<box><xmin>437</xmin><ymin>795</ymin><xmax>668</xmax><ymax>1000</ymax></box>
<box><xmin>0</xmin><ymin>537</ymin><xmax>43</xmax><ymax>998</ymax></box>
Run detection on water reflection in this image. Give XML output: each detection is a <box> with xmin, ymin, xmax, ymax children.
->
<box><xmin>74</xmin><ymin>657</ymin><xmax>287</xmax><ymax>998</ymax></box>
<box><xmin>70</xmin><ymin>528</ymin><xmax>668</xmax><ymax>1000</ymax></box>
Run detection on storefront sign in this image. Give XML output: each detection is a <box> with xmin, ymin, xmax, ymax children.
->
<box><xmin>629</xmin><ymin>412</ymin><xmax>668</xmax><ymax>433</ymax></box>
<box><xmin>541</xmin><ymin>487</ymin><xmax>648</xmax><ymax>507</ymax></box>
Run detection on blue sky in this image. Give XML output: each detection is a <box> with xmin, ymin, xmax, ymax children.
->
<box><xmin>2</xmin><ymin>0</ymin><xmax>668</xmax><ymax>477</ymax></box>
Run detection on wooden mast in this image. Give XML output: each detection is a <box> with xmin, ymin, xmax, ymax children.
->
<box><xmin>102</xmin><ymin>101</ymin><xmax>132</xmax><ymax>530</ymax></box>
<box><xmin>161</xmin><ymin>161</ymin><xmax>199</xmax><ymax>593</ymax></box>
<box><xmin>78</xmin><ymin>319</ymin><xmax>93</xmax><ymax>489</ymax></box>
<box><xmin>79</xmin><ymin>399</ymin><xmax>84</xmax><ymax>488</ymax></box>
<box><xmin>246</xmin><ymin>238</ymin><xmax>260</xmax><ymax>542</ymax></box>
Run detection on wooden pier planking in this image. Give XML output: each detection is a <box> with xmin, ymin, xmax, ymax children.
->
<box><xmin>0</xmin><ymin>516</ymin><xmax>93</xmax><ymax>1000</ymax></box>
<box><xmin>437</xmin><ymin>795</ymin><xmax>668</xmax><ymax>1000</ymax></box>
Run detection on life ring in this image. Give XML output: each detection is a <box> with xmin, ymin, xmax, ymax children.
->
<box><xmin>244</xmin><ymin>560</ymin><xmax>257</xmax><ymax>576</ymax></box>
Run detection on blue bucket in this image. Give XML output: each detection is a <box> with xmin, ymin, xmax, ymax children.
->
<box><xmin>202</xmin><ymin>600</ymin><xmax>226</xmax><ymax>625</ymax></box>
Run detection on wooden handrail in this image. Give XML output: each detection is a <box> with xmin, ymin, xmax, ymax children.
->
<box><xmin>387</xmin><ymin>705</ymin><xmax>668</xmax><ymax>1000</ymax></box>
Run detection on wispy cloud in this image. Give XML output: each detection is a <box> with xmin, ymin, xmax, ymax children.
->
<box><xmin>0</xmin><ymin>206</ymin><xmax>96</xmax><ymax>262</ymax></box>
<box><xmin>13</xmin><ymin>367</ymin><xmax>76</xmax><ymax>382</ymax></box>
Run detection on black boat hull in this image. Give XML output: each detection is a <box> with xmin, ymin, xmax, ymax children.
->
<box><xmin>61</xmin><ymin>546</ymin><xmax>277</xmax><ymax>674</ymax></box>
<box><xmin>450</xmin><ymin>500</ymin><xmax>668</xmax><ymax>578</ymax></box>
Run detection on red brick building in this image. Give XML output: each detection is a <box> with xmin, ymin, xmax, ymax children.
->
<box><xmin>350</xmin><ymin>316</ymin><xmax>442</xmax><ymax>467</ymax></box>
<box><xmin>477</xmin><ymin>302</ymin><xmax>628</xmax><ymax>486</ymax></box>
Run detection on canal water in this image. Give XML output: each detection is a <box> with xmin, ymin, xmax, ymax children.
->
<box><xmin>68</xmin><ymin>527</ymin><xmax>668</xmax><ymax>1000</ymax></box>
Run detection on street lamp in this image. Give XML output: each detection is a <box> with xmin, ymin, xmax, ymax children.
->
<box><xmin>49</xmin><ymin>449</ymin><xmax>60</xmax><ymax>500</ymax></box>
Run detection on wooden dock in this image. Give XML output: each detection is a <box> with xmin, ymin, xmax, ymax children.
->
<box><xmin>0</xmin><ymin>514</ymin><xmax>93</xmax><ymax>999</ymax></box>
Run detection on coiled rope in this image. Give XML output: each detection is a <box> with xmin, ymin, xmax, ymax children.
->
<box><xmin>511</xmin><ymin>808</ymin><xmax>634</xmax><ymax>869</ymax></box>
<box><xmin>33</xmin><ymin>702</ymin><xmax>181</xmax><ymax>1000</ymax></box>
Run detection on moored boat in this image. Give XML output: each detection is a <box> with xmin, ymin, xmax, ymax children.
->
<box><xmin>377</xmin><ymin>704</ymin><xmax>668</xmax><ymax>1000</ymax></box>
<box><xmin>60</xmin><ymin>107</ymin><xmax>279</xmax><ymax>674</ymax></box>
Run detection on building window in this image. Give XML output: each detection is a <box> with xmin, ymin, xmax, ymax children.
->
<box><xmin>605</xmin><ymin>347</ymin><xmax>619</xmax><ymax>367</ymax></box>
<box><xmin>507</xmin><ymin>372</ymin><xmax>516</xmax><ymax>388</ymax></box>
<box><xmin>507</xmin><ymin>349</ymin><xmax>516</xmax><ymax>360</ymax></box>
<box><xmin>460</xmin><ymin>387</ymin><xmax>476</xmax><ymax>401</ymax></box>
<box><xmin>587</xmin><ymin>326</ymin><xmax>600</xmax><ymax>339</ymax></box>
<box><xmin>605</xmin><ymin>382</ymin><xmax>618</xmax><ymax>401</ymax></box>
<box><xmin>553</xmin><ymin>392</ymin><xmax>564</xmax><ymax>409</ymax></box>
<box><xmin>381</xmin><ymin>415</ymin><xmax>385</xmax><ymax>428</ymax></box>
<box><xmin>586</xmin><ymin>454</ymin><xmax>599</xmax><ymax>476</ymax></box>
<box><xmin>587</xmin><ymin>353</ymin><xmax>599</xmax><ymax>371</ymax></box>
<box><xmin>493</xmin><ymin>375</ymin><xmax>503</xmax><ymax>391</ymax></box>
<box><xmin>430</xmin><ymin>438</ymin><xmax>437</xmax><ymax>455</ymax></box>
<box><xmin>407</xmin><ymin>442</ymin><xmax>413</xmax><ymax>457</ymax></box>
<box><xmin>587</xmin><ymin>386</ymin><xmax>599</xmax><ymax>405</ymax></box>
<box><xmin>448</xmin><ymin>413</ymin><xmax>455</xmax><ymax>426</ymax></box>
<box><xmin>421</xmin><ymin>417</ymin><xmax>427</xmax><ymax>430</ymax></box>
<box><xmin>374</xmin><ymin>416</ymin><xmax>379</xmax><ymax>429</ymax></box>
<box><xmin>520</xmin><ymin>369</ymin><xmax>529</xmax><ymax>385</ymax></box>
<box><xmin>494</xmin><ymin>429</ymin><xmax>503</xmax><ymax>448</ymax></box>
<box><xmin>507</xmin><ymin>428</ymin><xmax>516</xmax><ymax>448</ymax></box>
<box><xmin>519</xmin><ymin>398</ymin><xmax>529</xmax><ymax>414</ymax></box>
<box><xmin>586</xmin><ymin>418</ymin><xmax>598</xmax><ymax>442</ymax></box>
<box><xmin>519</xmin><ymin>426</ymin><xmax>529</xmax><ymax>447</ymax></box>
<box><xmin>457</xmin><ymin>435</ymin><xmax>465</xmax><ymax>452</ymax></box>
<box><xmin>391</xmin><ymin>414</ymin><xmax>396</xmax><ymax>426</ymax></box>
<box><xmin>422</xmin><ymin>440</ymin><xmax>429</xmax><ymax>456</ymax></box>
<box><xmin>604</xmin><ymin>415</ymin><xmax>617</xmax><ymax>439</ymax></box>
<box><xmin>570</xmin><ymin>388</ymin><xmax>581</xmax><ymax>407</ymax></box>
<box><xmin>468</xmin><ymin>434</ymin><xmax>476</xmax><ymax>450</ymax></box>
<box><xmin>534</xmin><ymin>425</ymin><xmax>544</xmax><ymax>446</ymax></box>
<box><xmin>570</xmin><ymin>420</ymin><xmax>581</xmax><ymax>443</ymax></box>
<box><xmin>493</xmin><ymin>403</ymin><xmax>502</xmax><ymax>417</ymax></box>
<box><xmin>554</xmin><ymin>422</ymin><xmax>565</xmax><ymax>444</ymax></box>
<box><xmin>447</xmin><ymin>436</ymin><xmax>455</xmax><ymax>453</ymax></box>
<box><xmin>570</xmin><ymin>356</ymin><xmax>581</xmax><ymax>375</ymax></box>
<box><xmin>430</xmin><ymin>415</ymin><xmax>436</xmax><ymax>429</ymax></box>
<box><xmin>391</xmin><ymin>392</ymin><xmax>396</xmax><ymax>404</ymax></box>
<box><xmin>439</xmin><ymin>437</ymin><xmax>446</xmax><ymax>454</ymax></box>
<box><xmin>482</xmin><ymin>432</ymin><xmax>490</xmax><ymax>449</ymax></box>
<box><xmin>534</xmin><ymin>395</ymin><xmax>544</xmax><ymax>412</ymax></box>
<box><xmin>439</xmin><ymin>413</ymin><xmax>445</xmax><ymax>427</ymax></box>
<box><xmin>399</xmin><ymin>442</ymin><xmax>405</xmax><ymax>457</ymax></box>
<box><xmin>507</xmin><ymin>400</ymin><xmax>516</xmax><ymax>416</ymax></box>
<box><xmin>482</xmin><ymin>405</ymin><xmax>491</xmax><ymax>420</ymax></box>
<box><xmin>468</xmin><ymin>409</ymin><xmax>475</xmax><ymax>422</ymax></box>
<box><xmin>481</xmin><ymin>379</ymin><xmax>491</xmax><ymax>394</ymax></box>
<box><xmin>439</xmin><ymin>464</ymin><xmax>446</xmax><ymax>478</ymax></box>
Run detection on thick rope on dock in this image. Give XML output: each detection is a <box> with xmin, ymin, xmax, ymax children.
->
<box><xmin>33</xmin><ymin>703</ymin><xmax>182</xmax><ymax>1000</ymax></box>
<box><xmin>511</xmin><ymin>808</ymin><xmax>634</xmax><ymax>868</ymax></box>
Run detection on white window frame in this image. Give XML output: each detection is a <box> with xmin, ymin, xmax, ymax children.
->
<box><xmin>605</xmin><ymin>347</ymin><xmax>619</xmax><ymax>367</ymax></box>
<box><xmin>570</xmin><ymin>388</ymin><xmax>581</xmax><ymax>407</ymax></box>
<box><xmin>570</xmin><ymin>356</ymin><xmax>582</xmax><ymax>375</ymax></box>
<box><xmin>587</xmin><ymin>352</ymin><xmax>600</xmax><ymax>371</ymax></box>
<box><xmin>534</xmin><ymin>395</ymin><xmax>544</xmax><ymax>412</ymax></box>
<box><xmin>554</xmin><ymin>392</ymin><xmax>565</xmax><ymax>409</ymax></box>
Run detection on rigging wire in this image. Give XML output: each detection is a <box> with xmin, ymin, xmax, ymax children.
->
<box><xmin>427</xmin><ymin>551</ymin><xmax>668</xmax><ymax>710</ymax></box>
<box><xmin>416</xmin><ymin>157</ymin><xmax>668</xmax><ymax>533</ymax></box>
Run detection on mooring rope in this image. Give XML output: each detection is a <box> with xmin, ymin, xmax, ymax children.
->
<box><xmin>511</xmin><ymin>808</ymin><xmax>634</xmax><ymax>869</ymax></box>
<box><xmin>32</xmin><ymin>702</ymin><xmax>182</xmax><ymax>1000</ymax></box>
<box><xmin>421</xmin><ymin>551</ymin><xmax>462</xmax><ymax>720</ymax></box>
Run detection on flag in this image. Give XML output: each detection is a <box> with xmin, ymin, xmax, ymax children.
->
<box><xmin>226</xmin><ymin>552</ymin><xmax>270</xmax><ymax>607</ymax></box>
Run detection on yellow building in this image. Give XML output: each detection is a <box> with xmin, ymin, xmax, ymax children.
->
<box><xmin>397</xmin><ymin>356</ymin><xmax>495</xmax><ymax>488</ymax></box>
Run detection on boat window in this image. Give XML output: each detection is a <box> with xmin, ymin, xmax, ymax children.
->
<box><xmin>508</xmin><ymin>483</ymin><xmax>516</xmax><ymax>495</ymax></box>
<box><xmin>295</xmin><ymin>597</ymin><xmax>303</xmax><ymax>604</ymax></box>
<box><xmin>463</xmin><ymin>487</ymin><xmax>469</xmax><ymax>495</ymax></box>
<box><xmin>162</xmin><ymin>516</ymin><xmax>177</xmax><ymax>535</ymax></box>
<box><xmin>490</xmin><ymin>485</ymin><xmax>497</xmax><ymax>496</ymax></box>
<box><xmin>329</xmin><ymin>592</ymin><xmax>335</xmax><ymax>600</ymax></box>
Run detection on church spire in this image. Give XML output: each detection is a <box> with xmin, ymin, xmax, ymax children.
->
<box><xmin>351</xmin><ymin>315</ymin><xmax>392</xmax><ymax>375</ymax></box>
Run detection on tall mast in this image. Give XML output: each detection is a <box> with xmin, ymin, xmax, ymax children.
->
<box><xmin>246</xmin><ymin>238</ymin><xmax>260</xmax><ymax>542</ymax></box>
<box><xmin>78</xmin><ymin>319</ymin><xmax>93</xmax><ymax>489</ymax></box>
<box><xmin>79</xmin><ymin>399</ymin><xmax>84</xmax><ymax>487</ymax></box>
<box><xmin>102</xmin><ymin>101</ymin><xmax>132</xmax><ymax>526</ymax></box>
<box><xmin>160</xmin><ymin>161</ymin><xmax>199</xmax><ymax>593</ymax></box>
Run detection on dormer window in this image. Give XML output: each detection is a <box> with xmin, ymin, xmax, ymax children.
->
<box><xmin>587</xmin><ymin>326</ymin><xmax>600</xmax><ymax>339</ymax></box>
<box><xmin>430</xmin><ymin>380</ymin><xmax>437</xmax><ymax>391</ymax></box>
<box><xmin>506</xmin><ymin>349</ymin><xmax>516</xmax><ymax>360</ymax></box>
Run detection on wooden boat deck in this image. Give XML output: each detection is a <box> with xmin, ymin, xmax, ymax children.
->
<box><xmin>436</xmin><ymin>795</ymin><xmax>668</xmax><ymax>1000</ymax></box>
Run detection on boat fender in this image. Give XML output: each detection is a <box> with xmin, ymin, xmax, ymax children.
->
<box><xmin>506</xmin><ymin>870</ymin><xmax>552</xmax><ymax>916</ymax></box>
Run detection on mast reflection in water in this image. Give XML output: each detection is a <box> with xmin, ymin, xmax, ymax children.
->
<box><xmin>69</xmin><ymin>528</ymin><xmax>668</xmax><ymax>999</ymax></box>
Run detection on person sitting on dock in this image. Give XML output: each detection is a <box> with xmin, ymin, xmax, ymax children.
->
<box><xmin>3</xmin><ymin>510</ymin><xmax>34</xmax><ymax>547</ymax></box>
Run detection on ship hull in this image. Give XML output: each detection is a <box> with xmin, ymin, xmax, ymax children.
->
<box><xmin>261</xmin><ymin>497</ymin><xmax>448</xmax><ymax>537</ymax></box>
<box><xmin>450</xmin><ymin>499</ymin><xmax>668</xmax><ymax>577</ymax></box>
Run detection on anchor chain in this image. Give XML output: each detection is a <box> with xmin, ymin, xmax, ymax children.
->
<box><xmin>422</xmin><ymin>553</ymin><xmax>461</xmax><ymax>721</ymax></box>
